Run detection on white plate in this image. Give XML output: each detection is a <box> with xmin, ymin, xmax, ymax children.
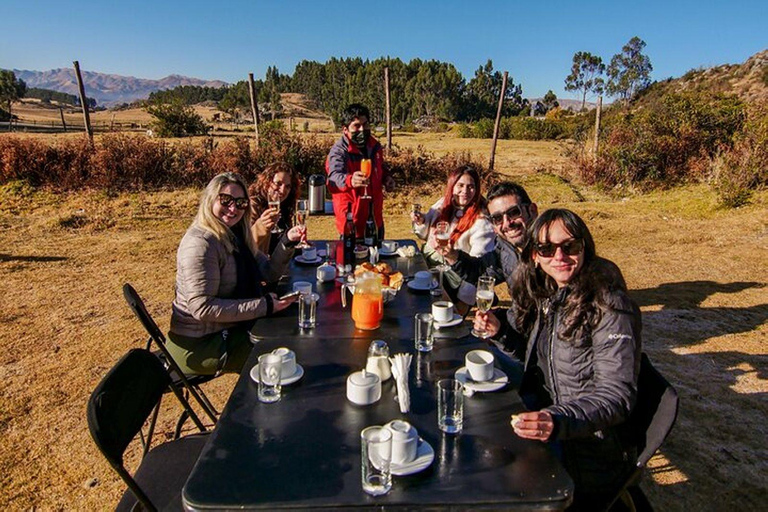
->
<box><xmin>407</xmin><ymin>280</ymin><xmax>436</xmax><ymax>291</ymax></box>
<box><xmin>250</xmin><ymin>363</ymin><xmax>304</xmax><ymax>385</ymax></box>
<box><xmin>391</xmin><ymin>438</ymin><xmax>435</xmax><ymax>476</ymax></box>
<box><xmin>454</xmin><ymin>367</ymin><xmax>508</xmax><ymax>393</ymax></box>
<box><xmin>379</xmin><ymin>248</ymin><xmax>398</xmax><ymax>257</ymax></box>
<box><xmin>294</xmin><ymin>255</ymin><xmax>322</xmax><ymax>265</ymax></box>
<box><xmin>434</xmin><ymin>313</ymin><xmax>463</xmax><ymax>329</ymax></box>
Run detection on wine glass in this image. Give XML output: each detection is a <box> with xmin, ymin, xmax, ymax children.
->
<box><xmin>411</xmin><ymin>203</ymin><xmax>422</xmax><ymax>234</ymax></box>
<box><xmin>360</xmin><ymin>159</ymin><xmax>372</xmax><ymax>200</ymax></box>
<box><xmin>268</xmin><ymin>190</ymin><xmax>282</xmax><ymax>234</ymax></box>
<box><xmin>433</xmin><ymin>221</ymin><xmax>452</xmax><ymax>296</ymax></box>
<box><xmin>295</xmin><ymin>199</ymin><xmax>310</xmax><ymax>249</ymax></box>
<box><xmin>471</xmin><ymin>276</ymin><xmax>495</xmax><ymax>338</ymax></box>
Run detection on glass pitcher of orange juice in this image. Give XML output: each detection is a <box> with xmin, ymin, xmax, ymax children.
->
<box><xmin>341</xmin><ymin>271</ymin><xmax>383</xmax><ymax>330</ymax></box>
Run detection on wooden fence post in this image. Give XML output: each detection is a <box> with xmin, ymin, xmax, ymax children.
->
<box><xmin>384</xmin><ymin>66</ymin><xmax>392</xmax><ymax>152</ymax></box>
<box><xmin>59</xmin><ymin>107</ymin><xmax>67</xmax><ymax>132</ymax></box>
<box><xmin>73</xmin><ymin>61</ymin><xmax>93</xmax><ymax>142</ymax></box>
<box><xmin>488</xmin><ymin>71</ymin><xmax>508</xmax><ymax>172</ymax></box>
<box><xmin>593</xmin><ymin>95</ymin><xmax>602</xmax><ymax>162</ymax></box>
<box><xmin>247</xmin><ymin>73</ymin><xmax>260</xmax><ymax>144</ymax></box>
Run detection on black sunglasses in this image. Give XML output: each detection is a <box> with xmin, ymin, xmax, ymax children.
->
<box><xmin>218</xmin><ymin>193</ymin><xmax>249</xmax><ymax>210</ymax></box>
<box><xmin>534</xmin><ymin>238</ymin><xmax>584</xmax><ymax>258</ymax></box>
<box><xmin>489</xmin><ymin>205</ymin><xmax>525</xmax><ymax>226</ymax></box>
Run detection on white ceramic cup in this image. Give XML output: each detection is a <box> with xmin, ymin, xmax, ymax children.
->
<box><xmin>385</xmin><ymin>420</ymin><xmax>419</xmax><ymax>465</ymax></box>
<box><xmin>346</xmin><ymin>369</ymin><xmax>382</xmax><ymax>405</ymax></box>
<box><xmin>431</xmin><ymin>300</ymin><xmax>454</xmax><ymax>323</ymax></box>
<box><xmin>293</xmin><ymin>281</ymin><xmax>312</xmax><ymax>296</ymax></box>
<box><xmin>302</xmin><ymin>246</ymin><xmax>317</xmax><ymax>261</ymax></box>
<box><xmin>465</xmin><ymin>349</ymin><xmax>495</xmax><ymax>382</ymax></box>
<box><xmin>272</xmin><ymin>347</ymin><xmax>297</xmax><ymax>378</ymax></box>
<box><xmin>413</xmin><ymin>270</ymin><xmax>432</xmax><ymax>288</ymax></box>
<box><xmin>382</xmin><ymin>240</ymin><xmax>399</xmax><ymax>253</ymax></box>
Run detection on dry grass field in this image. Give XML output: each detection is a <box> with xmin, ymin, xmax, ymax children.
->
<box><xmin>0</xmin><ymin>131</ymin><xmax>766</xmax><ymax>510</ymax></box>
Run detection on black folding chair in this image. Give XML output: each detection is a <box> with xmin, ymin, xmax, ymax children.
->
<box><xmin>608</xmin><ymin>353</ymin><xmax>679</xmax><ymax>511</ymax></box>
<box><xmin>122</xmin><ymin>283</ymin><xmax>218</xmax><ymax>441</ymax></box>
<box><xmin>87</xmin><ymin>348</ymin><xmax>209</xmax><ymax>512</ymax></box>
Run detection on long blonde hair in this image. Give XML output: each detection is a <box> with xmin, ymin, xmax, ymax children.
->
<box><xmin>195</xmin><ymin>172</ymin><xmax>259</xmax><ymax>255</ymax></box>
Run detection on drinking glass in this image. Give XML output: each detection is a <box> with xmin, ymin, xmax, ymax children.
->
<box><xmin>258</xmin><ymin>353</ymin><xmax>283</xmax><ymax>403</ymax></box>
<box><xmin>471</xmin><ymin>275</ymin><xmax>495</xmax><ymax>339</ymax></box>
<box><xmin>414</xmin><ymin>312</ymin><xmax>434</xmax><ymax>352</ymax></box>
<box><xmin>298</xmin><ymin>292</ymin><xmax>319</xmax><ymax>329</ymax></box>
<box><xmin>433</xmin><ymin>221</ymin><xmax>452</xmax><ymax>296</ymax></box>
<box><xmin>437</xmin><ymin>379</ymin><xmax>464</xmax><ymax>434</ymax></box>
<box><xmin>361</xmin><ymin>426</ymin><xmax>392</xmax><ymax>496</ymax></box>
<box><xmin>360</xmin><ymin>159</ymin><xmax>372</xmax><ymax>200</ymax></box>
<box><xmin>268</xmin><ymin>190</ymin><xmax>282</xmax><ymax>234</ymax></box>
<box><xmin>295</xmin><ymin>199</ymin><xmax>310</xmax><ymax>248</ymax></box>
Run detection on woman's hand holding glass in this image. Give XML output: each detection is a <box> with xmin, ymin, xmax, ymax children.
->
<box><xmin>268</xmin><ymin>190</ymin><xmax>283</xmax><ymax>233</ymax></box>
<box><xmin>472</xmin><ymin>310</ymin><xmax>501</xmax><ymax>338</ymax></box>
<box><xmin>286</xmin><ymin>225</ymin><xmax>305</xmax><ymax>243</ymax></box>
<box><xmin>256</xmin><ymin>208</ymin><xmax>280</xmax><ymax>232</ymax></box>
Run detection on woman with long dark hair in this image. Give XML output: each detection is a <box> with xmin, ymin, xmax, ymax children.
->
<box><xmin>248</xmin><ymin>162</ymin><xmax>302</xmax><ymax>255</ymax></box>
<box><xmin>412</xmin><ymin>165</ymin><xmax>495</xmax><ymax>267</ymax></box>
<box><xmin>167</xmin><ymin>172</ymin><xmax>303</xmax><ymax>375</ymax></box>
<box><xmin>475</xmin><ymin>208</ymin><xmax>640</xmax><ymax>510</ymax></box>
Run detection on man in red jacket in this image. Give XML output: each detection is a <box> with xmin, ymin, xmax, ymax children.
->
<box><xmin>325</xmin><ymin>104</ymin><xmax>395</xmax><ymax>237</ymax></box>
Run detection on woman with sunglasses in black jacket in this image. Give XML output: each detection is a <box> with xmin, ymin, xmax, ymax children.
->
<box><xmin>167</xmin><ymin>172</ymin><xmax>304</xmax><ymax>376</ymax></box>
<box><xmin>474</xmin><ymin>208</ymin><xmax>641</xmax><ymax>511</ymax></box>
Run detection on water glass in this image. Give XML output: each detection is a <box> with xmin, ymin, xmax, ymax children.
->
<box><xmin>293</xmin><ymin>281</ymin><xmax>312</xmax><ymax>296</ymax></box>
<box><xmin>298</xmin><ymin>292</ymin><xmax>319</xmax><ymax>329</ymax></box>
<box><xmin>414</xmin><ymin>312</ymin><xmax>434</xmax><ymax>352</ymax></box>
<box><xmin>258</xmin><ymin>353</ymin><xmax>283</xmax><ymax>403</ymax></box>
<box><xmin>360</xmin><ymin>426</ymin><xmax>392</xmax><ymax>496</ymax></box>
<box><xmin>437</xmin><ymin>379</ymin><xmax>464</xmax><ymax>434</ymax></box>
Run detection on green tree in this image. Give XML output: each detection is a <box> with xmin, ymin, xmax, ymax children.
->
<box><xmin>564</xmin><ymin>51</ymin><xmax>605</xmax><ymax>110</ymax></box>
<box><xmin>0</xmin><ymin>70</ymin><xmax>27</xmax><ymax>124</ymax></box>
<box><xmin>606</xmin><ymin>37</ymin><xmax>653</xmax><ymax>102</ymax></box>
<box><xmin>146</xmin><ymin>100</ymin><xmax>208</xmax><ymax>137</ymax></box>
<box><xmin>463</xmin><ymin>60</ymin><xmax>525</xmax><ymax>121</ymax></box>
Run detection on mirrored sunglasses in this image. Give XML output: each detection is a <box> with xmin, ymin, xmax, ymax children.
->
<box><xmin>534</xmin><ymin>239</ymin><xmax>584</xmax><ymax>258</ymax></box>
<box><xmin>218</xmin><ymin>193</ymin><xmax>249</xmax><ymax>210</ymax></box>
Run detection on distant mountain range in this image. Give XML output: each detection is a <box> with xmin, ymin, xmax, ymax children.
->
<box><xmin>11</xmin><ymin>68</ymin><xmax>228</xmax><ymax>107</ymax></box>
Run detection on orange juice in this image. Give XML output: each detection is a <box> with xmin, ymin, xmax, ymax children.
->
<box><xmin>360</xmin><ymin>159</ymin><xmax>372</xmax><ymax>177</ymax></box>
<box><xmin>351</xmin><ymin>292</ymin><xmax>383</xmax><ymax>330</ymax></box>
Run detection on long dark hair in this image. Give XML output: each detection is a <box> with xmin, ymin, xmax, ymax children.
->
<box><xmin>511</xmin><ymin>208</ymin><xmax>623</xmax><ymax>342</ymax></box>
<box><xmin>248</xmin><ymin>162</ymin><xmax>301</xmax><ymax>224</ymax></box>
<box><xmin>438</xmin><ymin>165</ymin><xmax>485</xmax><ymax>244</ymax></box>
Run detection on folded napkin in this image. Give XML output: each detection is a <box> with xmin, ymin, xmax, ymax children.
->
<box><xmin>369</xmin><ymin>246</ymin><xmax>379</xmax><ymax>264</ymax></box>
<box><xmin>389</xmin><ymin>353</ymin><xmax>413</xmax><ymax>413</ymax></box>
<box><xmin>396</xmin><ymin>246</ymin><xmax>417</xmax><ymax>258</ymax></box>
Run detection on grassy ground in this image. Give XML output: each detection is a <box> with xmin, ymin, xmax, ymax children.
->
<box><xmin>0</xmin><ymin>133</ymin><xmax>766</xmax><ymax>510</ymax></box>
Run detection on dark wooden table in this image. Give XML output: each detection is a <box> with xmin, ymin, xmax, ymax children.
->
<box><xmin>182</xmin><ymin>241</ymin><xmax>573</xmax><ymax>510</ymax></box>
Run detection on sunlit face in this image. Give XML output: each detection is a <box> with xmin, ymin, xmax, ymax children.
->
<box><xmin>212</xmin><ymin>183</ymin><xmax>247</xmax><ymax>227</ymax></box>
<box><xmin>532</xmin><ymin>219</ymin><xmax>585</xmax><ymax>288</ymax></box>
<box><xmin>342</xmin><ymin>116</ymin><xmax>369</xmax><ymax>138</ymax></box>
<box><xmin>269</xmin><ymin>171</ymin><xmax>293</xmax><ymax>202</ymax></box>
<box><xmin>452</xmin><ymin>174</ymin><xmax>476</xmax><ymax>208</ymax></box>
<box><xmin>487</xmin><ymin>195</ymin><xmax>537</xmax><ymax>248</ymax></box>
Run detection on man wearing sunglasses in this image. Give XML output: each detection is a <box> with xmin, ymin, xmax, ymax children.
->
<box><xmin>438</xmin><ymin>181</ymin><xmax>538</xmax><ymax>304</ymax></box>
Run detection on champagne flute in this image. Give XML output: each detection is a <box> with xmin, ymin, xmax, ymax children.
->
<box><xmin>360</xmin><ymin>159</ymin><xmax>372</xmax><ymax>200</ymax></box>
<box><xmin>295</xmin><ymin>199</ymin><xmax>310</xmax><ymax>249</ymax></box>
<box><xmin>269</xmin><ymin>190</ymin><xmax>282</xmax><ymax>234</ymax></box>
<box><xmin>433</xmin><ymin>221</ymin><xmax>452</xmax><ymax>296</ymax></box>
<box><xmin>471</xmin><ymin>276</ymin><xmax>495</xmax><ymax>339</ymax></box>
<box><xmin>411</xmin><ymin>203</ymin><xmax>422</xmax><ymax>234</ymax></box>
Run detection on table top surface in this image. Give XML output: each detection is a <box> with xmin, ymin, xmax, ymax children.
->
<box><xmin>182</xmin><ymin>240</ymin><xmax>573</xmax><ymax>510</ymax></box>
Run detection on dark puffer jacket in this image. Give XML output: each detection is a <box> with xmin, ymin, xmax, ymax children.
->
<box><xmin>511</xmin><ymin>287</ymin><xmax>642</xmax><ymax>441</ymax></box>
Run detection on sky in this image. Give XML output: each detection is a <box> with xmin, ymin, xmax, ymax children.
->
<box><xmin>1</xmin><ymin>0</ymin><xmax>766</xmax><ymax>100</ymax></box>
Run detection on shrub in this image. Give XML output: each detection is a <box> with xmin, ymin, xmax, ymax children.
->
<box><xmin>146</xmin><ymin>101</ymin><xmax>209</xmax><ymax>137</ymax></box>
<box><xmin>455</xmin><ymin>123</ymin><xmax>473</xmax><ymax>138</ymax></box>
<box><xmin>473</xmin><ymin>118</ymin><xmax>495</xmax><ymax>138</ymax></box>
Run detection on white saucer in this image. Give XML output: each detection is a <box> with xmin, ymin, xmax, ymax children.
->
<box><xmin>454</xmin><ymin>367</ymin><xmax>508</xmax><ymax>392</ymax></box>
<box><xmin>250</xmin><ymin>363</ymin><xmax>305</xmax><ymax>385</ymax></box>
<box><xmin>294</xmin><ymin>255</ymin><xmax>322</xmax><ymax>265</ymax></box>
<box><xmin>379</xmin><ymin>248</ymin><xmax>398</xmax><ymax>257</ymax></box>
<box><xmin>407</xmin><ymin>280</ymin><xmax>436</xmax><ymax>291</ymax></box>
<box><xmin>434</xmin><ymin>313</ymin><xmax>463</xmax><ymax>329</ymax></box>
<box><xmin>391</xmin><ymin>438</ymin><xmax>435</xmax><ymax>476</ymax></box>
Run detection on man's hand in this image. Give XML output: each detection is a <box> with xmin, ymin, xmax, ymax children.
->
<box><xmin>473</xmin><ymin>310</ymin><xmax>501</xmax><ymax>338</ymax></box>
<box><xmin>511</xmin><ymin>411</ymin><xmax>554</xmax><ymax>442</ymax></box>
<box><xmin>351</xmin><ymin>171</ymin><xmax>369</xmax><ymax>188</ymax></box>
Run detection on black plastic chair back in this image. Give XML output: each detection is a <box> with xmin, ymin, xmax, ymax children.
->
<box><xmin>629</xmin><ymin>353</ymin><xmax>679</xmax><ymax>467</ymax></box>
<box><xmin>122</xmin><ymin>283</ymin><xmax>170</xmax><ymax>348</ymax></box>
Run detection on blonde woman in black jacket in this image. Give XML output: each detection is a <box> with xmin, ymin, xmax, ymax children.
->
<box><xmin>475</xmin><ymin>208</ymin><xmax>641</xmax><ymax>511</ymax></box>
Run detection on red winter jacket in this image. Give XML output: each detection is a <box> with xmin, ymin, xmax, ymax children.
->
<box><xmin>325</xmin><ymin>134</ymin><xmax>386</xmax><ymax>236</ymax></box>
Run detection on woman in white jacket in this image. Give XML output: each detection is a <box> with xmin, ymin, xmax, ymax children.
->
<box><xmin>412</xmin><ymin>165</ymin><xmax>495</xmax><ymax>268</ymax></box>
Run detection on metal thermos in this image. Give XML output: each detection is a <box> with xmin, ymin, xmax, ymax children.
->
<box><xmin>308</xmin><ymin>174</ymin><xmax>326</xmax><ymax>214</ymax></box>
